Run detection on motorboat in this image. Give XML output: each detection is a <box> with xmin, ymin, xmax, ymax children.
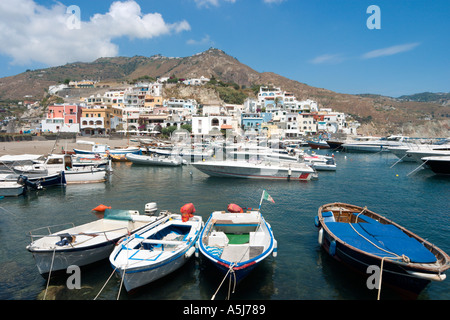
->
<box><xmin>147</xmin><ymin>146</ymin><xmax>213</xmax><ymax>163</ymax></box>
<box><xmin>109</xmin><ymin>209</ymin><xmax>203</xmax><ymax>292</ymax></box>
<box><xmin>302</xmin><ymin>154</ymin><xmax>337</xmax><ymax>171</ymax></box>
<box><xmin>307</xmin><ymin>139</ymin><xmax>330</xmax><ymax>149</ymax></box>
<box><xmin>422</xmin><ymin>156</ymin><xmax>450</xmax><ymax>175</ymax></box>
<box><xmin>315</xmin><ymin>202</ymin><xmax>450</xmax><ymax>297</ymax></box>
<box><xmin>192</xmin><ymin>159</ymin><xmax>317</xmax><ymax>181</ymax></box>
<box><xmin>406</xmin><ymin>149</ymin><xmax>450</xmax><ymax>164</ymax></box>
<box><xmin>126</xmin><ymin>153</ymin><xmax>186</xmax><ymax>166</ymax></box>
<box><xmin>27</xmin><ymin>204</ymin><xmax>161</xmax><ymax>277</ymax></box>
<box><xmin>13</xmin><ymin>154</ymin><xmax>108</xmax><ymax>184</ymax></box>
<box><xmin>388</xmin><ymin>138</ymin><xmax>450</xmax><ymax>162</ymax></box>
<box><xmin>342</xmin><ymin>135</ymin><xmax>408</xmax><ymax>153</ymax></box>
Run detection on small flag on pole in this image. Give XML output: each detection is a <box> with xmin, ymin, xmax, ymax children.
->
<box><xmin>263</xmin><ymin>190</ymin><xmax>275</xmax><ymax>203</ymax></box>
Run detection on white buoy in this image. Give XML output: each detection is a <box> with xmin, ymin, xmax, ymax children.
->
<box><xmin>185</xmin><ymin>246</ymin><xmax>196</xmax><ymax>258</ymax></box>
<box><xmin>318</xmin><ymin>228</ymin><xmax>324</xmax><ymax>245</ymax></box>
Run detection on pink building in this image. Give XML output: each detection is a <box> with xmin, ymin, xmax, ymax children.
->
<box><xmin>41</xmin><ymin>104</ymin><xmax>83</xmax><ymax>133</ymax></box>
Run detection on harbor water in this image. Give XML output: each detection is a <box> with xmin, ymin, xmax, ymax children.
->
<box><xmin>0</xmin><ymin>150</ymin><xmax>448</xmax><ymax>300</ymax></box>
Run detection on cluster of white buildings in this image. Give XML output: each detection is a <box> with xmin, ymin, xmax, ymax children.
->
<box><xmin>41</xmin><ymin>81</ymin><xmax>360</xmax><ymax>138</ymax></box>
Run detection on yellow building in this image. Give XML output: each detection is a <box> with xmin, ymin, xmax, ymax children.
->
<box><xmin>80</xmin><ymin>105</ymin><xmax>119</xmax><ymax>135</ymax></box>
<box><xmin>144</xmin><ymin>94</ymin><xmax>163</xmax><ymax>109</ymax></box>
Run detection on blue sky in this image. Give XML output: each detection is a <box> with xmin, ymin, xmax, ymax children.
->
<box><xmin>0</xmin><ymin>0</ymin><xmax>448</xmax><ymax>97</ymax></box>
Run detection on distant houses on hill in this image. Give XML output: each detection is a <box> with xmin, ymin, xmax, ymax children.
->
<box><xmin>39</xmin><ymin>80</ymin><xmax>360</xmax><ymax>138</ymax></box>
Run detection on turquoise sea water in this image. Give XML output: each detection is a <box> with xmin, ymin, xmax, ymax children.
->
<box><xmin>0</xmin><ymin>150</ymin><xmax>448</xmax><ymax>300</ymax></box>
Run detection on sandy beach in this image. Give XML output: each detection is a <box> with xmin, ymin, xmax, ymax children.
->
<box><xmin>0</xmin><ymin>136</ymin><xmax>141</xmax><ymax>156</ymax></box>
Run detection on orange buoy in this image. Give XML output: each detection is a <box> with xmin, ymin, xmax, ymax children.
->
<box><xmin>227</xmin><ymin>203</ymin><xmax>243</xmax><ymax>213</ymax></box>
<box><xmin>92</xmin><ymin>204</ymin><xmax>111</xmax><ymax>212</ymax></box>
<box><xmin>180</xmin><ymin>203</ymin><xmax>195</xmax><ymax>222</ymax></box>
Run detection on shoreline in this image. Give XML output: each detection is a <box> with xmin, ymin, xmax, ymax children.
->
<box><xmin>0</xmin><ymin>136</ymin><xmax>141</xmax><ymax>156</ymax></box>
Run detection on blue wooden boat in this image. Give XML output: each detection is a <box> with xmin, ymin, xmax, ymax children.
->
<box><xmin>198</xmin><ymin>204</ymin><xmax>277</xmax><ymax>288</ymax></box>
<box><xmin>18</xmin><ymin>171</ymin><xmax>66</xmax><ymax>190</ymax></box>
<box><xmin>315</xmin><ymin>202</ymin><xmax>450</xmax><ymax>297</ymax></box>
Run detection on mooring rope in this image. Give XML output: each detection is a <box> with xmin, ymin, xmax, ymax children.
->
<box><xmin>348</xmin><ymin>221</ymin><xmax>410</xmax><ymax>300</ymax></box>
<box><xmin>43</xmin><ymin>247</ymin><xmax>56</xmax><ymax>300</ymax></box>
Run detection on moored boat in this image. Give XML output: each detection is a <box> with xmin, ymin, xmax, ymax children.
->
<box><xmin>198</xmin><ymin>197</ymin><xmax>276</xmax><ymax>288</ymax></box>
<box><xmin>13</xmin><ymin>154</ymin><xmax>108</xmax><ymax>184</ymax></box>
<box><xmin>27</xmin><ymin>205</ymin><xmax>160</xmax><ymax>277</ymax></box>
<box><xmin>315</xmin><ymin>202</ymin><xmax>450</xmax><ymax>297</ymax></box>
<box><xmin>109</xmin><ymin>207</ymin><xmax>203</xmax><ymax>292</ymax></box>
<box><xmin>422</xmin><ymin>156</ymin><xmax>450</xmax><ymax>175</ymax></box>
<box><xmin>0</xmin><ymin>180</ymin><xmax>26</xmax><ymax>196</ymax></box>
<box><xmin>307</xmin><ymin>139</ymin><xmax>330</xmax><ymax>149</ymax></box>
<box><xmin>192</xmin><ymin>159</ymin><xmax>316</xmax><ymax>180</ymax></box>
<box><xmin>73</xmin><ymin>141</ymin><xmax>141</xmax><ymax>156</ymax></box>
<box><xmin>126</xmin><ymin>153</ymin><xmax>186</xmax><ymax>166</ymax></box>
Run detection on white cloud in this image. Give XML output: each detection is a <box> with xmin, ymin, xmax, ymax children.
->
<box><xmin>187</xmin><ymin>35</ymin><xmax>213</xmax><ymax>45</ymax></box>
<box><xmin>194</xmin><ymin>0</ymin><xmax>236</xmax><ymax>8</ymax></box>
<box><xmin>263</xmin><ymin>0</ymin><xmax>286</xmax><ymax>4</ymax></box>
<box><xmin>0</xmin><ymin>0</ymin><xmax>190</xmax><ymax>66</ymax></box>
<box><xmin>362</xmin><ymin>42</ymin><xmax>420</xmax><ymax>59</ymax></box>
<box><xmin>309</xmin><ymin>54</ymin><xmax>344</xmax><ymax>64</ymax></box>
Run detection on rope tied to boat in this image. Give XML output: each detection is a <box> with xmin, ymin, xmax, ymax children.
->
<box><xmin>348</xmin><ymin>220</ymin><xmax>411</xmax><ymax>300</ymax></box>
<box><xmin>43</xmin><ymin>247</ymin><xmax>57</xmax><ymax>300</ymax></box>
<box><xmin>211</xmin><ymin>263</ymin><xmax>237</xmax><ymax>300</ymax></box>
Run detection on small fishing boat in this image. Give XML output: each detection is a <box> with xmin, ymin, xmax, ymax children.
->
<box><xmin>0</xmin><ymin>180</ymin><xmax>26</xmax><ymax>196</ymax></box>
<box><xmin>315</xmin><ymin>202</ymin><xmax>450</xmax><ymax>297</ymax></box>
<box><xmin>13</xmin><ymin>154</ymin><xmax>108</xmax><ymax>184</ymax></box>
<box><xmin>73</xmin><ymin>141</ymin><xmax>141</xmax><ymax>156</ymax></box>
<box><xmin>27</xmin><ymin>205</ymin><xmax>160</xmax><ymax>277</ymax></box>
<box><xmin>126</xmin><ymin>153</ymin><xmax>186</xmax><ymax>166</ymax></box>
<box><xmin>109</xmin><ymin>206</ymin><xmax>203</xmax><ymax>292</ymax></box>
<box><xmin>17</xmin><ymin>172</ymin><xmax>66</xmax><ymax>190</ymax></box>
<box><xmin>198</xmin><ymin>195</ymin><xmax>277</xmax><ymax>285</ymax></box>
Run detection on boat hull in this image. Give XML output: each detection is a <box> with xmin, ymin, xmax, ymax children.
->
<box><xmin>307</xmin><ymin>141</ymin><xmax>330</xmax><ymax>149</ymax></box>
<box><xmin>114</xmin><ymin>246</ymin><xmax>195</xmax><ymax>292</ymax></box>
<box><xmin>28</xmin><ymin>241</ymin><xmax>117</xmax><ymax>276</ymax></box>
<box><xmin>315</xmin><ymin>203</ymin><xmax>450</xmax><ymax>296</ymax></box>
<box><xmin>64</xmin><ymin>169</ymin><xmax>107</xmax><ymax>184</ymax></box>
<box><xmin>0</xmin><ymin>182</ymin><xmax>25</xmax><ymax>196</ymax></box>
<box><xmin>192</xmin><ymin>161</ymin><xmax>314</xmax><ymax>180</ymax></box>
<box><xmin>342</xmin><ymin>144</ymin><xmax>385</xmax><ymax>153</ymax></box>
<box><xmin>422</xmin><ymin>156</ymin><xmax>450</xmax><ymax>174</ymax></box>
<box><xmin>198</xmin><ymin>211</ymin><xmax>276</xmax><ymax>283</ymax></box>
<box><xmin>126</xmin><ymin>153</ymin><xmax>183</xmax><ymax>166</ymax></box>
<box><xmin>74</xmin><ymin>147</ymin><xmax>141</xmax><ymax>155</ymax></box>
<box><xmin>109</xmin><ymin>214</ymin><xmax>202</xmax><ymax>292</ymax></box>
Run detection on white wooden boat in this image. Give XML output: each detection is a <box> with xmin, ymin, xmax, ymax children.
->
<box><xmin>27</xmin><ymin>206</ymin><xmax>160</xmax><ymax>277</ymax></box>
<box><xmin>13</xmin><ymin>154</ymin><xmax>108</xmax><ymax>184</ymax></box>
<box><xmin>126</xmin><ymin>153</ymin><xmax>186</xmax><ymax>166</ymax></box>
<box><xmin>0</xmin><ymin>181</ymin><xmax>25</xmax><ymax>196</ymax></box>
<box><xmin>109</xmin><ymin>212</ymin><xmax>203</xmax><ymax>292</ymax></box>
<box><xmin>192</xmin><ymin>159</ymin><xmax>316</xmax><ymax>180</ymax></box>
<box><xmin>73</xmin><ymin>141</ymin><xmax>141</xmax><ymax>156</ymax></box>
<box><xmin>198</xmin><ymin>205</ymin><xmax>276</xmax><ymax>283</ymax></box>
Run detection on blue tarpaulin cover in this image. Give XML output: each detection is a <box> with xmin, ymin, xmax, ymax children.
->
<box><xmin>325</xmin><ymin>221</ymin><xmax>436</xmax><ymax>263</ymax></box>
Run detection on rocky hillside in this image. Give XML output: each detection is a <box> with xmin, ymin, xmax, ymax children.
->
<box><xmin>0</xmin><ymin>48</ymin><xmax>448</xmax><ymax>137</ymax></box>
